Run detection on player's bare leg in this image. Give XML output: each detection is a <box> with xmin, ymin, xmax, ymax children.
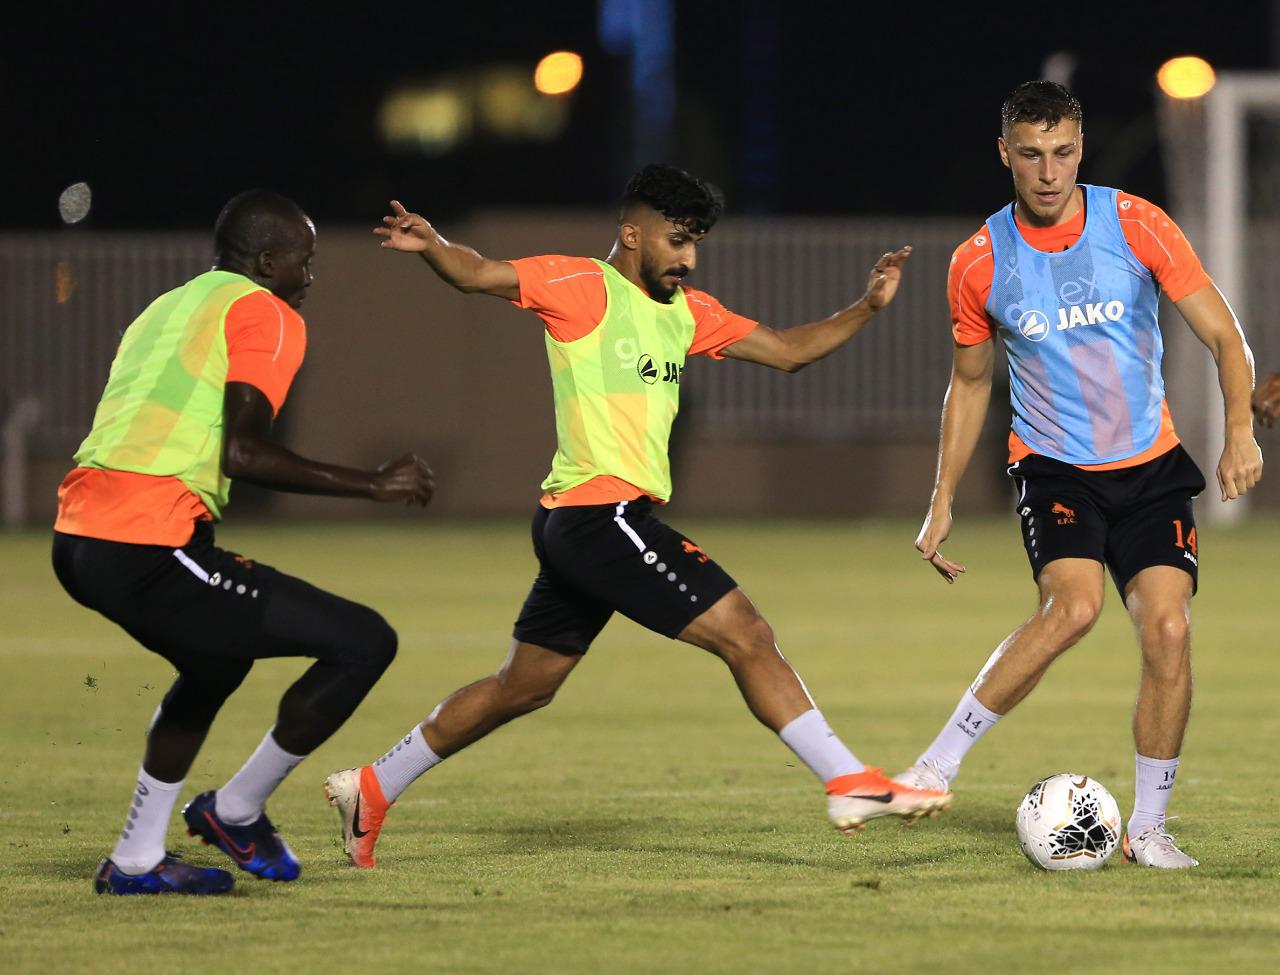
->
<box><xmin>898</xmin><ymin>558</ymin><xmax>1104</xmax><ymax>790</ymax></box>
<box><xmin>324</xmin><ymin>641</ymin><xmax>578</xmax><ymax>866</ymax></box>
<box><xmin>676</xmin><ymin>588</ymin><xmax>812</xmax><ymax>731</ymax></box>
<box><xmin>421</xmin><ymin>641</ymin><xmax>581</xmax><ymax>756</ymax></box>
<box><xmin>971</xmin><ymin>559</ymin><xmax>1105</xmax><ymax>713</ymax></box>
<box><xmin>679</xmin><ymin>588</ymin><xmax>950</xmax><ymax>833</ymax></box>
<box><xmin>1121</xmin><ymin>566</ymin><xmax>1198</xmax><ymax>867</ymax></box>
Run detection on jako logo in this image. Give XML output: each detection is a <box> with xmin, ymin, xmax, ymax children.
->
<box><xmin>637</xmin><ymin>354</ymin><xmax>659</xmax><ymax>384</ymax></box>
<box><xmin>1056</xmin><ymin>300</ymin><xmax>1125</xmax><ymax>331</ymax></box>
<box><xmin>1017</xmin><ymin>309</ymin><xmax>1051</xmax><ymax>342</ymax></box>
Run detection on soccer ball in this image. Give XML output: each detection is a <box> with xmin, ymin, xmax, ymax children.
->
<box><xmin>1015</xmin><ymin>773</ymin><xmax>1122</xmax><ymax>871</ymax></box>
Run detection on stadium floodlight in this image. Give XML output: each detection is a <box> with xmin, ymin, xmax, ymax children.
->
<box><xmin>1157</xmin><ymin>56</ymin><xmax>1216</xmax><ymax>100</ymax></box>
<box><xmin>534</xmin><ymin>52</ymin><xmax>583</xmax><ymax>96</ymax></box>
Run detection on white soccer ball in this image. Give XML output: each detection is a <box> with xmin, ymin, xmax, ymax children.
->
<box><xmin>1015</xmin><ymin>773</ymin><xmax>1122</xmax><ymax>871</ymax></box>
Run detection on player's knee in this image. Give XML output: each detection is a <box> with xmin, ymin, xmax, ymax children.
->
<box><xmin>1044</xmin><ymin>596</ymin><xmax>1101</xmax><ymax>647</ymax></box>
<box><xmin>161</xmin><ymin>661</ymin><xmax>253</xmax><ymax>727</ymax></box>
<box><xmin>367</xmin><ymin>613</ymin><xmax>399</xmax><ymax>672</ymax></box>
<box><xmin>349</xmin><ymin>610</ymin><xmax>397</xmax><ymax>676</ymax></box>
<box><xmin>716</xmin><ymin>613</ymin><xmax>777</xmax><ymax>665</ymax></box>
<box><xmin>1141</xmin><ymin>612</ymin><xmax>1191</xmax><ymax>671</ymax></box>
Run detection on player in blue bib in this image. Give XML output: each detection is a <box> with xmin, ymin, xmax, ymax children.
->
<box><xmin>901</xmin><ymin>81</ymin><xmax>1263</xmax><ymax>868</ymax></box>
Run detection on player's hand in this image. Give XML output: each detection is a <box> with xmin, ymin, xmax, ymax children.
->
<box><xmin>915</xmin><ymin>502</ymin><xmax>966</xmax><ymax>584</ymax></box>
<box><xmin>1252</xmin><ymin>372</ymin><xmax>1280</xmax><ymax>427</ymax></box>
<box><xmin>1216</xmin><ymin>431</ymin><xmax>1263</xmax><ymax>501</ymax></box>
<box><xmin>373</xmin><ymin>200</ymin><xmax>434</xmax><ymax>253</ymax></box>
<box><xmin>864</xmin><ymin>246</ymin><xmax>912</xmax><ymax>311</ymax></box>
<box><xmin>371</xmin><ymin>453</ymin><xmax>435</xmax><ymax>507</ymax></box>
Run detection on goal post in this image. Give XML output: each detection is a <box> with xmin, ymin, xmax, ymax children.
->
<box><xmin>1157</xmin><ymin>70</ymin><xmax>1280</xmax><ymax>523</ymax></box>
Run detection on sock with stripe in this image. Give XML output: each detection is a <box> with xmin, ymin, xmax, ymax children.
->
<box><xmin>215</xmin><ymin>728</ymin><xmax>305</xmax><ymax>825</ymax></box>
<box><xmin>370</xmin><ymin>725</ymin><xmax>443</xmax><ymax>803</ymax></box>
<box><xmin>778</xmin><ymin>708</ymin><xmax>865</xmax><ymax>783</ymax></box>
<box><xmin>915</xmin><ymin>689</ymin><xmax>1002</xmax><ymax>783</ymax></box>
<box><xmin>110</xmin><ymin>767</ymin><xmax>184</xmax><ymax>875</ymax></box>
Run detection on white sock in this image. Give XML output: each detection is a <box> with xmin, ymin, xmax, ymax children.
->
<box><xmin>916</xmin><ymin>689</ymin><xmax>1003</xmax><ymax>783</ymax></box>
<box><xmin>1128</xmin><ymin>753</ymin><xmax>1180</xmax><ymax>837</ymax></box>
<box><xmin>110</xmin><ymin>767</ymin><xmax>183</xmax><ymax>874</ymax></box>
<box><xmin>371</xmin><ymin>725</ymin><xmax>442</xmax><ymax>803</ymax></box>
<box><xmin>778</xmin><ymin>708</ymin><xmax>865</xmax><ymax>783</ymax></box>
<box><xmin>214</xmin><ymin>728</ymin><xmax>305</xmax><ymax>825</ymax></box>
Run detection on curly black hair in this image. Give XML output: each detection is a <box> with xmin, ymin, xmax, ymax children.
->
<box><xmin>620</xmin><ymin>163</ymin><xmax>724</xmax><ymax>234</ymax></box>
<box><xmin>1000</xmin><ymin>81</ymin><xmax>1083</xmax><ymax>136</ymax></box>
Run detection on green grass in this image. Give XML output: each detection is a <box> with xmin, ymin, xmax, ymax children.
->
<box><xmin>2</xmin><ymin>516</ymin><xmax>1278</xmax><ymax>973</ymax></box>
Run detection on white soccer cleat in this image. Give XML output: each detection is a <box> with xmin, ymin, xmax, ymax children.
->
<box><xmin>322</xmin><ymin>766</ymin><xmax>391</xmax><ymax>869</ymax></box>
<box><xmin>1122</xmin><ymin>825</ymin><xmax>1199</xmax><ymax>868</ymax></box>
<box><xmin>826</xmin><ymin>767</ymin><xmax>951</xmax><ymax>835</ymax></box>
<box><xmin>892</xmin><ymin>759</ymin><xmax>951</xmax><ymax>794</ymax></box>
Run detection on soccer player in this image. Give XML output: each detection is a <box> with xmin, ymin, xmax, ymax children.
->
<box><xmin>900</xmin><ymin>82</ymin><xmax>1263</xmax><ymax>868</ymax></box>
<box><xmin>322</xmin><ymin>163</ymin><xmax>951</xmax><ymax>867</ymax></box>
<box><xmin>52</xmin><ymin>190</ymin><xmax>435</xmax><ymax>894</ymax></box>
<box><xmin>1253</xmin><ymin>372</ymin><xmax>1280</xmax><ymax>426</ymax></box>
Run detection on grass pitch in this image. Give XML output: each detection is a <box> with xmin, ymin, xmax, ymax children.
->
<box><xmin>2</xmin><ymin>516</ymin><xmax>1277</xmax><ymax>974</ymax></box>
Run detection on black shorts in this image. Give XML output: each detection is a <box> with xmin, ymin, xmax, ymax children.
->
<box><xmin>512</xmin><ymin>498</ymin><xmax>738</xmax><ymax>655</ymax></box>
<box><xmin>51</xmin><ymin>520</ymin><xmax>389</xmax><ymax>670</ymax></box>
<box><xmin>1008</xmin><ymin>444</ymin><xmax>1206</xmax><ymax>596</ymax></box>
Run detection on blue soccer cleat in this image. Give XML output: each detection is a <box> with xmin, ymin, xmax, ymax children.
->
<box><xmin>181</xmin><ymin>791</ymin><xmax>301</xmax><ymax>882</ymax></box>
<box><xmin>94</xmin><ymin>853</ymin><xmax>234</xmax><ymax>895</ymax></box>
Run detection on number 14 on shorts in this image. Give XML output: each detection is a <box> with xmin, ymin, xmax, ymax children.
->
<box><xmin>1173</xmin><ymin>519</ymin><xmax>1197</xmax><ymax>559</ymax></box>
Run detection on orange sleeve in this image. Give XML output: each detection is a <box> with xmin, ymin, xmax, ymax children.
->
<box><xmin>949</xmin><ymin>225</ymin><xmax>996</xmax><ymax>346</ymax></box>
<box><xmin>1116</xmin><ymin>193</ymin><xmax>1212</xmax><ymax>302</ymax></box>
<box><xmin>224</xmin><ymin>290</ymin><xmax>307</xmax><ymax>416</ymax></box>
<box><xmin>683</xmin><ymin>288</ymin><xmax>758</xmax><ymax>359</ymax></box>
<box><xmin>508</xmin><ymin>256</ymin><xmax>607</xmax><ymax>342</ymax></box>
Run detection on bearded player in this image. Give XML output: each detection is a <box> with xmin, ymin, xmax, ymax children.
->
<box><xmin>900</xmin><ymin>82</ymin><xmax>1263</xmax><ymax>868</ymax></box>
<box><xmin>322</xmin><ymin>163</ymin><xmax>950</xmax><ymax>867</ymax></box>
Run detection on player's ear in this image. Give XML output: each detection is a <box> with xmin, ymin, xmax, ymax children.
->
<box><xmin>997</xmin><ymin>136</ymin><xmax>1010</xmax><ymax>169</ymax></box>
<box><xmin>618</xmin><ymin>221</ymin><xmax>641</xmax><ymax>251</ymax></box>
<box><xmin>254</xmin><ymin>250</ymin><xmax>275</xmax><ymax>280</ymax></box>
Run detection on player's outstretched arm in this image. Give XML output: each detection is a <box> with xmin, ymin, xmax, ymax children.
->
<box><xmin>721</xmin><ymin>247</ymin><xmax>911</xmax><ymax>372</ymax></box>
<box><xmin>1175</xmin><ymin>284</ymin><xmax>1264</xmax><ymax>500</ymax></box>
<box><xmin>915</xmin><ymin>340</ymin><xmax>995</xmax><ymax>584</ymax></box>
<box><xmin>1252</xmin><ymin>372</ymin><xmax>1280</xmax><ymax>428</ymax></box>
<box><xmin>221</xmin><ymin>383</ymin><xmax>435</xmax><ymax>505</ymax></box>
<box><xmin>374</xmin><ymin>200</ymin><xmax>519</xmax><ymax>301</ymax></box>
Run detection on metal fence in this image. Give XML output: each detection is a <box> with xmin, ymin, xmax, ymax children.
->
<box><xmin>0</xmin><ymin>233</ymin><xmax>211</xmax><ymax>453</ymax></box>
<box><xmin>8</xmin><ymin>216</ymin><xmax>1274</xmax><ymax>459</ymax></box>
<box><xmin>686</xmin><ymin>217</ymin><xmax>976</xmax><ymax>438</ymax></box>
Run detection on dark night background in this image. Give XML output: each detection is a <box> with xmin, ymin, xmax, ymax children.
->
<box><xmin>4</xmin><ymin>1</ymin><xmax>1275</xmax><ymax>229</ymax></box>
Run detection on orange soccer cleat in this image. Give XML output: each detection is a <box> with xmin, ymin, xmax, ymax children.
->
<box><xmin>825</xmin><ymin>766</ymin><xmax>951</xmax><ymax>835</ymax></box>
<box><xmin>323</xmin><ymin>765</ymin><xmax>391</xmax><ymax>868</ymax></box>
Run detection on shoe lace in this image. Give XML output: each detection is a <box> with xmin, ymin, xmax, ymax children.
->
<box><xmin>1135</xmin><ymin>819</ymin><xmax>1182</xmax><ymax>850</ymax></box>
<box><xmin>918</xmin><ymin>759</ymin><xmax>951</xmax><ymax>791</ymax></box>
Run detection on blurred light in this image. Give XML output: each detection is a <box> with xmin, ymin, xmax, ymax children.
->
<box><xmin>55</xmin><ymin>261</ymin><xmax>77</xmax><ymax>304</ymax></box>
<box><xmin>1157</xmin><ymin>57</ymin><xmax>1216</xmax><ymax>100</ymax></box>
<box><xmin>379</xmin><ymin>86</ymin><xmax>471</xmax><ymax>155</ymax></box>
<box><xmin>534</xmin><ymin>51</ymin><xmax>583</xmax><ymax>96</ymax></box>
<box><xmin>479</xmin><ymin>68</ymin><xmax>537</xmax><ymax>134</ymax></box>
<box><xmin>480</xmin><ymin>67</ymin><xmax>570</xmax><ymax>141</ymax></box>
<box><xmin>1040</xmin><ymin>51</ymin><xmax>1077</xmax><ymax>90</ymax></box>
<box><xmin>58</xmin><ymin>182</ymin><xmax>92</xmax><ymax>224</ymax></box>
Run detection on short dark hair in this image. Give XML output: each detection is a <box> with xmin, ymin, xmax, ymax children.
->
<box><xmin>1000</xmin><ymin>81</ymin><xmax>1083</xmax><ymax>135</ymax></box>
<box><xmin>214</xmin><ymin>189</ymin><xmax>311</xmax><ymax>265</ymax></box>
<box><xmin>620</xmin><ymin>163</ymin><xmax>724</xmax><ymax>234</ymax></box>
